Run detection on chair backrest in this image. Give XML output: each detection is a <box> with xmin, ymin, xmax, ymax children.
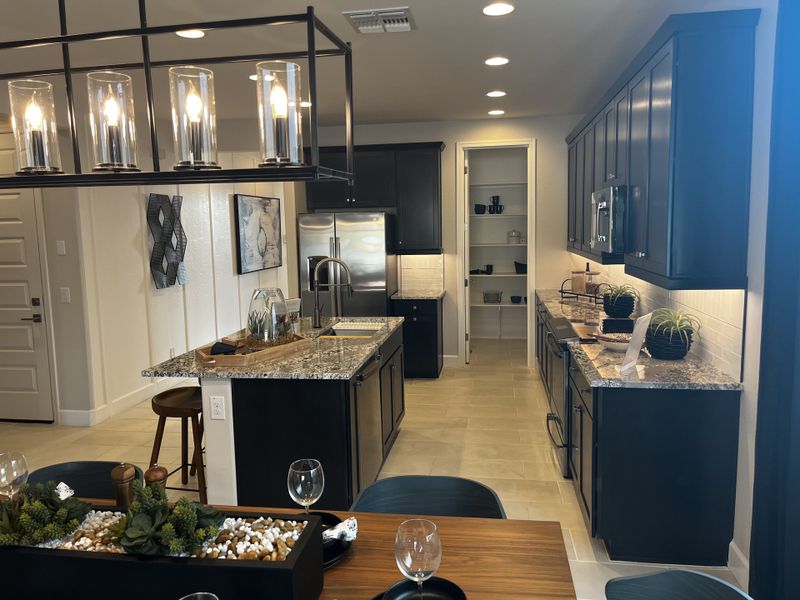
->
<box><xmin>605</xmin><ymin>569</ymin><xmax>753</xmax><ymax>600</ymax></box>
<box><xmin>27</xmin><ymin>461</ymin><xmax>145</xmax><ymax>500</ymax></box>
<box><xmin>351</xmin><ymin>475</ymin><xmax>506</xmax><ymax>519</ymax></box>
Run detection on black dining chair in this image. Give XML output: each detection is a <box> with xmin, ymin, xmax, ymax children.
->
<box><xmin>27</xmin><ymin>461</ymin><xmax>144</xmax><ymax>500</ymax></box>
<box><xmin>351</xmin><ymin>475</ymin><xmax>506</xmax><ymax>519</ymax></box>
<box><xmin>605</xmin><ymin>569</ymin><xmax>752</xmax><ymax>600</ymax></box>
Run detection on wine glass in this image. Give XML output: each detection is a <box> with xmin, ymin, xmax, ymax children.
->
<box><xmin>287</xmin><ymin>458</ymin><xmax>324</xmax><ymax>516</ymax></box>
<box><xmin>395</xmin><ymin>519</ymin><xmax>442</xmax><ymax>595</ymax></box>
<box><xmin>0</xmin><ymin>451</ymin><xmax>29</xmax><ymax>499</ymax></box>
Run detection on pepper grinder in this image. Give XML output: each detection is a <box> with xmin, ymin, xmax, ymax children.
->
<box><xmin>111</xmin><ymin>462</ymin><xmax>137</xmax><ymax>507</ymax></box>
<box><xmin>145</xmin><ymin>464</ymin><xmax>169</xmax><ymax>489</ymax></box>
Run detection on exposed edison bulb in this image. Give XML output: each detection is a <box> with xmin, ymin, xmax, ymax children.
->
<box><xmin>103</xmin><ymin>94</ymin><xmax>120</xmax><ymax>126</ymax></box>
<box><xmin>24</xmin><ymin>99</ymin><xmax>44</xmax><ymax>131</ymax></box>
<box><xmin>270</xmin><ymin>82</ymin><xmax>289</xmax><ymax>118</ymax></box>
<box><xmin>185</xmin><ymin>91</ymin><xmax>203</xmax><ymax>123</ymax></box>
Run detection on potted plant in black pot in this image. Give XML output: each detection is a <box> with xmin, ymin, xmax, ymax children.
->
<box><xmin>601</xmin><ymin>283</ymin><xmax>640</xmax><ymax>318</ymax></box>
<box><xmin>645</xmin><ymin>308</ymin><xmax>701</xmax><ymax>360</ymax></box>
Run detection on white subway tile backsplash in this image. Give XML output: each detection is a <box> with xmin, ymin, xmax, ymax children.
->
<box><xmin>570</xmin><ymin>258</ymin><xmax>745</xmax><ymax>380</ymax></box>
<box><xmin>398</xmin><ymin>254</ymin><xmax>444</xmax><ymax>291</ymax></box>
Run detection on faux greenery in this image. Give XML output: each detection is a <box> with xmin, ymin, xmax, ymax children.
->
<box><xmin>601</xmin><ymin>283</ymin><xmax>640</xmax><ymax>306</ymax></box>
<box><xmin>649</xmin><ymin>308</ymin><xmax>702</xmax><ymax>346</ymax></box>
<box><xmin>247</xmin><ymin>310</ymin><xmax>268</xmax><ymax>340</ymax></box>
<box><xmin>119</xmin><ymin>480</ymin><xmax>224</xmax><ymax>556</ymax></box>
<box><xmin>0</xmin><ymin>481</ymin><xmax>90</xmax><ymax>546</ymax></box>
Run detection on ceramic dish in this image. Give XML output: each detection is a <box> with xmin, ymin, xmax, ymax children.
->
<box><xmin>595</xmin><ymin>331</ymin><xmax>632</xmax><ymax>353</ymax></box>
<box><xmin>374</xmin><ymin>577</ymin><xmax>467</xmax><ymax>599</ymax></box>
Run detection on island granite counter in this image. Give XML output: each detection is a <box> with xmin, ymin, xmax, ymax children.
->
<box><xmin>143</xmin><ymin>316</ymin><xmax>406</xmax><ymax>510</ymax></box>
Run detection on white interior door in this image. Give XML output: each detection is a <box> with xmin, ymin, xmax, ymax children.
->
<box><xmin>464</xmin><ymin>154</ymin><xmax>471</xmax><ymax>364</ymax></box>
<box><xmin>0</xmin><ymin>187</ymin><xmax>54</xmax><ymax>422</ymax></box>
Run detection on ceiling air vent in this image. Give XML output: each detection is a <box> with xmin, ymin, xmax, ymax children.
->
<box><xmin>343</xmin><ymin>7</ymin><xmax>416</xmax><ymax>34</ymax></box>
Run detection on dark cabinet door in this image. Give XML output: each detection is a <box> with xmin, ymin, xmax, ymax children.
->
<box><xmin>396</xmin><ymin>147</ymin><xmax>442</xmax><ymax>253</ymax></box>
<box><xmin>610</xmin><ymin>88</ymin><xmax>628</xmax><ymax>185</ymax></box>
<box><xmin>579</xmin><ymin>398</ymin><xmax>594</xmax><ymax>525</ymax></box>
<box><xmin>353</xmin><ymin>150</ymin><xmax>396</xmax><ymax>208</ymax></box>
<box><xmin>580</xmin><ymin>127</ymin><xmax>595</xmax><ymax>253</ymax></box>
<box><xmin>593</xmin><ymin>116</ymin><xmax>606</xmax><ymax>195</ymax></box>
<box><xmin>567</xmin><ymin>143</ymin><xmax>578</xmax><ymax>249</ymax></box>
<box><xmin>570</xmin><ymin>380</ymin><xmax>581</xmax><ymax>492</ymax></box>
<box><xmin>391</xmin><ymin>349</ymin><xmax>405</xmax><ymax>427</ymax></box>
<box><xmin>402</xmin><ymin>314</ymin><xmax>435</xmax><ymax>376</ymax></box>
<box><xmin>380</xmin><ymin>359</ymin><xmax>394</xmax><ymax>447</ymax></box>
<box><xmin>575</xmin><ymin>135</ymin><xmax>586</xmax><ymax>254</ymax></box>
<box><xmin>626</xmin><ymin>68</ymin><xmax>650</xmax><ymax>263</ymax></box>
<box><xmin>305</xmin><ymin>149</ymin><xmax>349</xmax><ymax>210</ymax></box>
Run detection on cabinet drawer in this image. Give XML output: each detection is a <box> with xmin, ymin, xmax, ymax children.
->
<box><xmin>569</xmin><ymin>362</ymin><xmax>594</xmax><ymax>418</ymax></box>
<box><xmin>392</xmin><ymin>299</ymin><xmax>438</xmax><ymax>318</ymax></box>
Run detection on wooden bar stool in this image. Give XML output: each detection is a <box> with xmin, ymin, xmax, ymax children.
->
<box><xmin>149</xmin><ymin>386</ymin><xmax>207</xmax><ymax>503</ymax></box>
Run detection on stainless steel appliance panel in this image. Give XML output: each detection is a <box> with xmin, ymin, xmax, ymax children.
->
<box><xmin>298</xmin><ymin>213</ymin><xmax>337</xmax><ymax>317</ymax></box>
<box><xmin>355</xmin><ymin>356</ymin><xmax>384</xmax><ymax>491</ymax></box>
<box><xmin>590</xmin><ymin>185</ymin><xmax>625</xmax><ymax>254</ymax></box>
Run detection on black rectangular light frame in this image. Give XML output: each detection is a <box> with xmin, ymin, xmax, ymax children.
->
<box><xmin>0</xmin><ymin>1</ymin><xmax>354</xmax><ymax>189</ymax></box>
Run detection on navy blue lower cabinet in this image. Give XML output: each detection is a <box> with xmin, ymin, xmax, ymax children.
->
<box><xmin>581</xmin><ymin>385</ymin><xmax>740</xmax><ymax>565</ymax></box>
<box><xmin>392</xmin><ymin>298</ymin><xmax>443</xmax><ymax>378</ymax></box>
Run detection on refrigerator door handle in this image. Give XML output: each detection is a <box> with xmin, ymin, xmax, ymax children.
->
<box><xmin>335</xmin><ymin>236</ymin><xmax>343</xmax><ymax>316</ymax></box>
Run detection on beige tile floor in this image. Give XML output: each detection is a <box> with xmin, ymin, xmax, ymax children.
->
<box><xmin>0</xmin><ymin>338</ymin><xmax>737</xmax><ymax>599</ymax></box>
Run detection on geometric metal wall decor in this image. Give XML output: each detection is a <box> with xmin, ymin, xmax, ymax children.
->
<box><xmin>146</xmin><ymin>193</ymin><xmax>188</xmax><ymax>289</ymax></box>
<box><xmin>233</xmin><ymin>194</ymin><xmax>282</xmax><ymax>275</ymax></box>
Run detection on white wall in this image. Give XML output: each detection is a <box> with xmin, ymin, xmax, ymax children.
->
<box><xmin>47</xmin><ymin>150</ymin><xmax>296</xmax><ymax>425</ymax></box>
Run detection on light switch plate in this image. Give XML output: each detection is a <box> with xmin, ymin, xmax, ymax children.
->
<box><xmin>59</xmin><ymin>287</ymin><xmax>71</xmax><ymax>303</ymax></box>
<box><xmin>210</xmin><ymin>395</ymin><xmax>225</xmax><ymax>420</ymax></box>
<box><xmin>56</xmin><ymin>240</ymin><xmax>66</xmax><ymax>256</ymax></box>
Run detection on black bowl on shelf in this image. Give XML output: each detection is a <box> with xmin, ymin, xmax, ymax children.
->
<box><xmin>514</xmin><ymin>261</ymin><xmax>527</xmax><ymax>274</ymax></box>
<box><xmin>474</xmin><ymin>204</ymin><xmax>487</xmax><ymax>214</ymax></box>
<box><xmin>510</xmin><ymin>296</ymin><xmax>522</xmax><ymax>304</ymax></box>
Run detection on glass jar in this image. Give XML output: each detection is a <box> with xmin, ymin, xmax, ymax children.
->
<box><xmin>87</xmin><ymin>71</ymin><xmax>139</xmax><ymax>172</ymax></box>
<box><xmin>168</xmin><ymin>66</ymin><xmax>220</xmax><ymax>170</ymax></box>
<box><xmin>8</xmin><ymin>79</ymin><xmax>62</xmax><ymax>174</ymax></box>
<box><xmin>255</xmin><ymin>61</ymin><xmax>304</xmax><ymax>165</ymax></box>
<box><xmin>507</xmin><ymin>229</ymin><xmax>521</xmax><ymax>244</ymax></box>
<box><xmin>247</xmin><ymin>288</ymin><xmax>290</xmax><ymax>342</ymax></box>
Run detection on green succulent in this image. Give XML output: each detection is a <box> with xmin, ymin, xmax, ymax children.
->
<box><xmin>649</xmin><ymin>308</ymin><xmax>701</xmax><ymax>347</ymax></box>
<box><xmin>601</xmin><ymin>283</ymin><xmax>640</xmax><ymax>305</ymax></box>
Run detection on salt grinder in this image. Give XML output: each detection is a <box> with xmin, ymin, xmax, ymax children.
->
<box><xmin>111</xmin><ymin>462</ymin><xmax>137</xmax><ymax>507</ymax></box>
<box><xmin>145</xmin><ymin>464</ymin><xmax>169</xmax><ymax>488</ymax></box>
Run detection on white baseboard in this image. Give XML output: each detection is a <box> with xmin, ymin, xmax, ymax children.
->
<box><xmin>728</xmin><ymin>540</ymin><xmax>749</xmax><ymax>592</ymax></box>
<box><xmin>443</xmin><ymin>354</ymin><xmax>463</xmax><ymax>368</ymax></box>
<box><xmin>58</xmin><ymin>377</ymin><xmax>194</xmax><ymax>426</ymax></box>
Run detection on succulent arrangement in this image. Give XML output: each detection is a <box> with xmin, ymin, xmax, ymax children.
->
<box><xmin>646</xmin><ymin>308</ymin><xmax>702</xmax><ymax>360</ymax></box>
<box><xmin>603</xmin><ymin>283</ymin><xmax>640</xmax><ymax>304</ymax></box>
<box><xmin>0</xmin><ymin>481</ymin><xmax>90</xmax><ymax>546</ymax></box>
<box><xmin>119</xmin><ymin>480</ymin><xmax>224</xmax><ymax>556</ymax></box>
<box><xmin>247</xmin><ymin>309</ymin><xmax>268</xmax><ymax>340</ymax></box>
<box><xmin>601</xmin><ymin>283</ymin><xmax>640</xmax><ymax>318</ymax></box>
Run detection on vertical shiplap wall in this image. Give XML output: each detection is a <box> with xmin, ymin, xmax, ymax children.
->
<box><xmin>76</xmin><ymin>151</ymin><xmax>294</xmax><ymax>423</ymax></box>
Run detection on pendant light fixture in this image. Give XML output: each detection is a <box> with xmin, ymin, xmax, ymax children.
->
<box><xmin>8</xmin><ymin>80</ymin><xmax>62</xmax><ymax>174</ymax></box>
<box><xmin>168</xmin><ymin>66</ymin><xmax>220</xmax><ymax>170</ymax></box>
<box><xmin>87</xmin><ymin>71</ymin><xmax>139</xmax><ymax>172</ymax></box>
<box><xmin>256</xmin><ymin>61</ymin><xmax>304</xmax><ymax>166</ymax></box>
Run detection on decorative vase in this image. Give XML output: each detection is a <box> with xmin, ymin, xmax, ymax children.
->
<box><xmin>603</xmin><ymin>294</ymin><xmax>635</xmax><ymax>318</ymax></box>
<box><xmin>645</xmin><ymin>328</ymin><xmax>693</xmax><ymax>360</ymax></box>
<box><xmin>247</xmin><ymin>288</ymin><xmax>290</xmax><ymax>342</ymax></box>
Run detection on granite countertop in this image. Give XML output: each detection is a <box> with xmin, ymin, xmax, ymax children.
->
<box><xmin>536</xmin><ymin>289</ymin><xmax>742</xmax><ymax>391</ymax></box>
<box><xmin>391</xmin><ymin>289</ymin><xmax>445</xmax><ymax>300</ymax></box>
<box><xmin>142</xmin><ymin>316</ymin><xmax>404</xmax><ymax>381</ymax></box>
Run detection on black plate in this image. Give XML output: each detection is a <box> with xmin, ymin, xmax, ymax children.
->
<box><xmin>374</xmin><ymin>577</ymin><xmax>467</xmax><ymax>600</ymax></box>
<box><xmin>308</xmin><ymin>511</ymin><xmax>352</xmax><ymax>569</ymax></box>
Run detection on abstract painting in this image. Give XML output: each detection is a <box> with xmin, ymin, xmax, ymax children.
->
<box><xmin>234</xmin><ymin>194</ymin><xmax>282</xmax><ymax>274</ymax></box>
<box><xmin>147</xmin><ymin>193</ymin><xmax>188</xmax><ymax>289</ymax></box>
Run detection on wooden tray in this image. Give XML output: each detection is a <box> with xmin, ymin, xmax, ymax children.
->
<box><xmin>195</xmin><ymin>334</ymin><xmax>312</xmax><ymax>367</ymax></box>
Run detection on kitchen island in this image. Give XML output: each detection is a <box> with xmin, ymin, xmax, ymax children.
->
<box><xmin>143</xmin><ymin>317</ymin><xmax>405</xmax><ymax>510</ymax></box>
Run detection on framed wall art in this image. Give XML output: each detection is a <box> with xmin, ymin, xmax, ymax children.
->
<box><xmin>233</xmin><ymin>194</ymin><xmax>282</xmax><ymax>274</ymax></box>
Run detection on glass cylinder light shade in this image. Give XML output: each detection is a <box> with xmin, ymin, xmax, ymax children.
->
<box><xmin>169</xmin><ymin>66</ymin><xmax>219</xmax><ymax>170</ymax></box>
<box><xmin>256</xmin><ymin>61</ymin><xmax>303</xmax><ymax>166</ymax></box>
<box><xmin>87</xmin><ymin>72</ymin><xmax>138</xmax><ymax>172</ymax></box>
<box><xmin>8</xmin><ymin>80</ymin><xmax>62</xmax><ymax>174</ymax></box>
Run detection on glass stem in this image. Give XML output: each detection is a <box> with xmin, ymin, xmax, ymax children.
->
<box><xmin>417</xmin><ymin>580</ymin><xmax>423</xmax><ymax>598</ymax></box>
<box><xmin>304</xmin><ymin>504</ymin><xmax>309</xmax><ymax>516</ymax></box>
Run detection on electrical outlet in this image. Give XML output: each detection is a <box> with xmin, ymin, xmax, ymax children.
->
<box><xmin>59</xmin><ymin>287</ymin><xmax>71</xmax><ymax>303</ymax></box>
<box><xmin>210</xmin><ymin>395</ymin><xmax>225</xmax><ymax>420</ymax></box>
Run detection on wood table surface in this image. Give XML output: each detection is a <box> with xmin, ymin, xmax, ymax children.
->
<box><xmin>230</xmin><ymin>506</ymin><xmax>576</xmax><ymax>600</ymax></box>
<box><xmin>89</xmin><ymin>500</ymin><xmax>576</xmax><ymax>599</ymax></box>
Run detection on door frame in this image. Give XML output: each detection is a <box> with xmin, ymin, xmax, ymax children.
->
<box><xmin>455</xmin><ymin>139</ymin><xmax>537</xmax><ymax>368</ymax></box>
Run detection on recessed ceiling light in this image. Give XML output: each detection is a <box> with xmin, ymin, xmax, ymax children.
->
<box><xmin>488</xmin><ymin>110</ymin><xmax>505</xmax><ymax>116</ymax></box>
<box><xmin>248</xmin><ymin>74</ymin><xmax>258</xmax><ymax>81</ymax></box>
<box><xmin>486</xmin><ymin>90</ymin><xmax>506</xmax><ymax>98</ymax></box>
<box><xmin>483</xmin><ymin>3</ymin><xmax>515</xmax><ymax>17</ymax></box>
<box><xmin>176</xmin><ymin>29</ymin><xmax>205</xmax><ymax>39</ymax></box>
<box><xmin>485</xmin><ymin>56</ymin><xmax>509</xmax><ymax>66</ymax></box>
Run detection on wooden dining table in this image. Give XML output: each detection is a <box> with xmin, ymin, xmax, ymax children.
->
<box><xmin>231</xmin><ymin>505</ymin><xmax>577</xmax><ymax>599</ymax></box>
<box><xmin>87</xmin><ymin>500</ymin><xmax>576</xmax><ymax>599</ymax></box>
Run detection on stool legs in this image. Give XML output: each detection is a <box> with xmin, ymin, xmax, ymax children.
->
<box><xmin>181</xmin><ymin>417</ymin><xmax>189</xmax><ymax>484</ymax></box>
<box><xmin>190</xmin><ymin>414</ymin><xmax>203</xmax><ymax>477</ymax></box>
<box><xmin>190</xmin><ymin>414</ymin><xmax>207</xmax><ymax>503</ymax></box>
<box><xmin>149</xmin><ymin>416</ymin><xmax>167</xmax><ymax>468</ymax></box>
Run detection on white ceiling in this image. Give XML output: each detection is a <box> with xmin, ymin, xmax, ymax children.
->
<box><xmin>0</xmin><ymin>0</ymin><xmax>773</xmax><ymax>127</ymax></box>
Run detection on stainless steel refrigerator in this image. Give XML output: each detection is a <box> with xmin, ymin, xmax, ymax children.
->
<box><xmin>298</xmin><ymin>212</ymin><xmax>397</xmax><ymax>318</ymax></box>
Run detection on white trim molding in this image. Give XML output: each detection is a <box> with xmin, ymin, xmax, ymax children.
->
<box><xmin>728</xmin><ymin>540</ymin><xmax>750</xmax><ymax>592</ymax></box>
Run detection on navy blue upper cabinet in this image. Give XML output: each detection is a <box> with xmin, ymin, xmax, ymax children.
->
<box><xmin>396</xmin><ymin>144</ymin><xmax>444</xmax><ymax>254</ymax></box>
<box><xmin>566</xmin><ymin>10</ymin><xmax>758</xmax><ymax>289</ymax></box>
<box><xmin>567</xmin><ymin>142</ymin><xmax>579</xmax><ymax>249</ymax></box>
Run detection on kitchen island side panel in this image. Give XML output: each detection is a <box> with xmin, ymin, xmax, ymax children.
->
<box><xmin>232</xmin><ymin>378</ymin><xmax>356</xmax><ymax>510</ymax></box>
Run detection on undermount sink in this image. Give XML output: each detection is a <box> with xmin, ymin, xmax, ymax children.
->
<box><xmin>321</xmin><ymin>322</ymin><xmax>385</xmax><ymax>339</ymax></box>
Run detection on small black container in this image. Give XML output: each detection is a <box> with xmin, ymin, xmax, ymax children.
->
<box><xmin>514</xmin><ymin>261</ymin><xmax>527</xmax><ymax>274</ymax></box>
<box><xmin>645</xmin><ymin>328</ymin><xmax>693</xmax><ymax>360</ymax></box>
<box><xmin>484</xmin><ymin>264</ymin><xmax>493</xmax><ymax>274</ymax></box>
<box><xmin>603</xmin><ymin>294</ymin><xmax>635</xmax><ymax>318</ymax></box>
<box><xmin>474</xmin><ymin>204</ymin><xmax>487</xmax><ymax>215</ymax></box>
<box><xmin>510</xmin><ymin>296</ymin><xmax>522</xmax><ymax>304</ymax></box>
<box><xmin>496</xmin><ymin>204</ymin><xmax>504</xmax><ymax>214</ymax></box>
